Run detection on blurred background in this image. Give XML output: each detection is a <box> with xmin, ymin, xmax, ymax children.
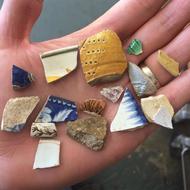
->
<box><xmin>1</xmin><ymin>0</ymin><xmax>189</xmax><ymax>189</ymax></box>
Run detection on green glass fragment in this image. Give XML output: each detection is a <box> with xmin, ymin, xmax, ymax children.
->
<box><xmin>127</xmin><ymin>39</ymin><xmax>143</xmax><ymax>55</ymax></box>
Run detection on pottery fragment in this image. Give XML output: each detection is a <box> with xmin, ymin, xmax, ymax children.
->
<box><xmin>110</xmin><ymin>88</ymin><xmax>148</xmax><ymax>132</ymax></box>
<box><xmin>1</xmin><ymin>96</ymin><xmax>40</xmax><ymax>132</ymax></box>
<box><xmin>80</xmin><ymin>29</ymin><xmax>127</xmax><ymax>85</ymax></box>
<box><xmin>128</xmin><ymin>62</ymin><xmax>157</xmax><ymax>97</ymax></box>
<box><xmin>40</xmin><ymin>45</ymin><xmax>78</xmax><ymax>83</ymax></box>
<box><xmin>157</xmin><ymin>50</ymin><xmax>180</xmax><ymax>77</ymax></box>
<box><xmin>31</xmin><ymin>123</ymin><xmax>57</xmax><ymax>138</ymax></box>
<box><xmin>12</xmin><ymin>65</ymin><xmax>35</xmax><ymax>90</ymax></box>
<box><xmin>79</xmin><ymin>99</ymin><xmax>106</xmax><ymax>116</ymax></box>
<box><xmin>153</xmin><ymin>106</ymin><xmax>173</xmax><ymax>129</ymax></box>
<box><xmin>127</xmin><ymin>39</ymin><xmax>143</xmax><ymax>55</ymax></box>
<box><xmin>141</xmin><ymin>95</ymin><xmax>174</xmax><ymax>123</ymax></box>
<box><xmin>100</xmin><ymin>86</ymin><xmax>124</xmax><ymax>103</ymax></box>
<box><xmin>36</xmin><ymin>95</ymin><xmax>78</xmax><ymax>123</ymax></box>
<box><xmin>67</xmin><ymin>116</ymin><xmax>107</xmax><ymax>151</ymax></box>
<box><xmin>33</xmin><ymin>139</ymin><xmax>60</xmax><ymax>169</ymax></box>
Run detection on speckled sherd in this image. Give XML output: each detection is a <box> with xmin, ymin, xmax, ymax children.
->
<box><xmin>1</xmin><ymin>96</ymin><xmax>40</xmax><ymax>132</ymax></box>
<box><xmin>67</xmin><ymin>116</ymin><xmax>107</xmax><ymax>151</ymax></box>
<box><xmin>100</xmin><ymin>86</ymin><xmax>124</xmax><ymax>103</ymax></box>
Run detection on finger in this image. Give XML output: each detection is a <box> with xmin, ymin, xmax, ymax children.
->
<box><xmin>158</xmin><ymin>69</ymin><xmax>190</xmax><ymax>112</ymax></box>
<box><xmin>125</xmin><ymin>0</ymin><xmax>190</xmax><ymax>63</ymax></box>
<box><xmin>145</xmin><ymin>25</ymin><xmax>190</xmax><ymax>85</ymax></box>
<box><xmin>89</xmin><ymin>0</ymin><xmax>166</xmax><ymax>41</ymax></box>
<box><xmin>0</xmin><ymin>0</ymin><xmax>43</xmax><ymax>44</ymax></box>
<box><xmin>41</xmin><ymin>0</ymin><xmax>166</xmax><ymax>48</ymax></box>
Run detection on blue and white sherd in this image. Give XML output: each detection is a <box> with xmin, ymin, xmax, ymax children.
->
<box><xmin>36</xmin><ymin>96</ymin><xmax>78</xmax><ymax>123</ymax></box>
<box><xmin>111</xmin><ymin>88</ymin><xmax>148</xmax><ymax>132</ymax></box>
<box><xmin>12</xmin><ymin>65</ymin><xmax>34</xmax><ymax>89</ymax></box>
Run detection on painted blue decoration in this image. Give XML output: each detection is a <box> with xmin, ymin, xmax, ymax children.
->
<box><xmin>12</xmin><ymin>65</ymin><xmax>34</xmax><ymax>89</ymax></box>
<box><xmin>6</xmin><ymin>124</ymin><xmax>25</xmax><ymax>133</ymax></box>
<box><xmin>111</xmin><ymin>88</ymin><xmax>148</xmax><ymax>132</ymax></box>
<box><xmin>36</xmin><ymin>95</ymin><xmax>78</xmax><ymax>123</ymax></box>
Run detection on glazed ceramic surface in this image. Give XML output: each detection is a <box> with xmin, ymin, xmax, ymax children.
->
<box><xmin>157</xmin><ymin>50</ymin><xmax>180</xmax><ymax>77</ymax></box>
<box><xmin>80</xmin><ymin>30</ymin><xmax>127</xmax><ymax>85</ymax></box>
<box><xmin>111</xmin><ymin>88</ymin><xmax>147</xmax><ymax>132</ymax></box>
<box><xmin>12</xmin><ymin>65</ymin><xmax>34</xmax><ymax>89</ymax></box>
<box><xmin>40</xmin><ymin>45</ymin><xmax>78</xmax><ymax>83</ymax></box>
<box><xmin>36</xmin><ymin>95</ymin><xmax>78</xmax><ymax>123</ymax></box>
<box><xmin>153</xmin><ymin>106</ymin><xmax>173</xmax><ymax>129</ymax></box>
<box><xmin>33</xmin><ymin>139</ymin><xmax>60</xmax><ymax>169</ymax></box>
<box><xmin>1</xmin><ymin>96</ymin><xmax>40</xmax><ymax>132</ymax></box>
<box><xmin>128</xmin><ymin>62</ymin><xmax>157</xmax><ymax>97</ymax></box>
<box><xmin>100</xmin><ymin>86</ymin><xmax>124</xmax><ymax>103</ymax></box>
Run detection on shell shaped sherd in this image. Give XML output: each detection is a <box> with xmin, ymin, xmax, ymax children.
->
<box><xmin>79</xmin><ymin>99</ymin><xmax>106</xmax><ymax>116</ymax></box>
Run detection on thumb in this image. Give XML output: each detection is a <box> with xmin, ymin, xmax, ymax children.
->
<box><xmin>0</xmin><ymin>0</ymin><xmax>43</xmax><ymax>46</ymax></box>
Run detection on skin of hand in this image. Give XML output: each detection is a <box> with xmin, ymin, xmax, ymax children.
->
<box><xmin>1</xmin><ymin>0</ymin><xmax>190</xmax><ymax>189</ymax></box>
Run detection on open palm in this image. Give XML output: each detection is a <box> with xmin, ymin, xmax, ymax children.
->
<box><xmin>1</xmin><ymin>0</ymin><xmax>190</xmax><ymax>189</ymax></box>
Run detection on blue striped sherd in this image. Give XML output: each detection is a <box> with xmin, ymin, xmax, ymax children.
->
<box><xmin>110</xmin><ymin>88</ymin><xmax>148</xmax><ymax>132</ymax></box>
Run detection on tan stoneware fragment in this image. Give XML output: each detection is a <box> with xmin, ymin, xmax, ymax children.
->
<box><xmin>80</xmin><ymin>30</ymin><xmax>128</xmax><ymax>85</ymax></box>
<box><xmin>157</xmin><ymin>50</ymin><xmax>180</xmax><ymax>77</ymax></box>
<box><xmin>79</xmin><ymin>99</ymin><xmax>106</xmax><ymax>116</ymax></box>
<box><xmin>67</xmin><ymin>116</ymin><xmax>107</xmax><ymax>151</ymax></box>
<box><xmin>31</xmin><ymin>123</ymin><xmax>57</xmax><ymax>138</ymax></box>
<box><xmin>141</xmin><ymin>95</ymin><xmax>174</xmax><ymax>123</ymax></box>
<box><xmin>1</xmin><ymin>96</ymin><xmax>40</xmax><ymax>132</ymax></box>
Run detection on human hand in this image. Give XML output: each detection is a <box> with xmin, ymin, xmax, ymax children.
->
<box><xmin>1</xmin><ymin>0</ymin><xmax>190</xmax><ymax>189</ymax></box>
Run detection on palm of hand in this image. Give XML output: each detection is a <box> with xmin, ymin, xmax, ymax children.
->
<box><xmin>2</xmin><ymin>0</ymin><xmax>190</xmax><ymax>189</ymax></box>
<box><xmin>0</xmin><ymin>2</ymin><xmax>153</xmax><ymax>189</ymax></box>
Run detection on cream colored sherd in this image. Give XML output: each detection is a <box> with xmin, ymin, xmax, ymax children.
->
<box><xmin>40</xmin><ymin>45</ymin><xmax>79</xmax><ymax>83</ymax></box>
<box><xmin>1</xmin><ymin>96</ymin><xmax>40</xmax><ymax>132</ymax></box>
<box><xmin>141</xmin><ymin>94</ymin><xmax>174</xmax><ymax>124</ymax></box>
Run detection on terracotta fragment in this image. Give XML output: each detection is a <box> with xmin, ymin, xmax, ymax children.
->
<box><xmin>1</xmin><ymin>96</ymin><xmax>40</xmax><ymax>132</ymax></box>
<box><xmin>67</xmin><ymin>116</ymin><xmax>107</xmax><ymax>151</ymax></box>
<box><xmin>31</xmin><ymin>123</ymin><xmax>57</xmax><ymax>138</ymax></box>
<box><xmin>100</xmin><ymin>86</ymin><xmax>124</xmax><ymax>103</ymax></box>
<box><xmin>79</xmin><ymin>99</ymin><xmax>106</xmax><ymax>116</ymax></box>
<box><xmin>80</xmin><ymin>30</ymin><xmax>127</xmax><ymax>85</ymax></box>
<box><xmin>128</xmin><ymin>62</ymin><xmax>157</xmax><ymax>97</ymax></box>
<box><xmin>40</xmin><ymin>45</ymin><xmax>78</xmax><ymax>83</ymax></box>
<box><xmin>141</xmin><ymin>95</ymin><xmax>174</xmax><ymax>122</ymax></box>
<box><xmin>111</xmin><ymin>88</ymin><xmax>147</xmax><ymax>132</ymax></box>
<box><xmin>33</xmin><ymin>139</ymin><xmax>60</xmax><ymax>169</ymax></box>
<box><xmin>157</xmin><ymin>50</ymin><xmax>180</xmax><ymax>77</ymax></box>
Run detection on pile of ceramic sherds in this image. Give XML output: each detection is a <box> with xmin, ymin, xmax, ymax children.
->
<box><xmin>0</xmin><ymin>29</ymin><xmax>181</xmax><ymax>170</ymax></box>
